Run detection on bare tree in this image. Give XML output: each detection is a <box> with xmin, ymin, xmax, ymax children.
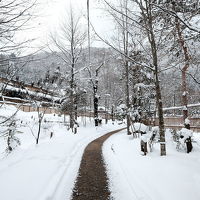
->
<box><xmin>170</xmin><ymin>1</ymin><xmax>198</xmax><ymax>124</ymax></box>
<box><xmin>133</xmin><ymin>0</ymin><xmax>167</xmax><ymax>156</ymax></box>
<box><xmin>0</xmin><ymin>0</ymin><xmax>39</xmax><ymax>104</ymax></box>
<box><xmin>120</xmin><ymin>0</ymin><xmax>131</xmax><ymax>135</ymax></box>
<box><xmin>87</xmin><ymin>1</ymin><xmax>104</xmax><ymax>127</ymax></box>
<box><xmin>152</xmin><ymin>1</ymin><xmax>200</xmax><ymax>34</ymax></box>
<box><xmin>95</xmin><ymin>0</ymin><xmax>132</xmax><ymax>132</ymax></box>
<box><xmin>0</xmin><ymin>0</ymin><xmax>38</xmax><ymax>53</ymax></box>
<box><xmin>50</xmin><ymin>6</ymin><xmax>86</xmax><ymax>132</ymax></box>
<box><xmin>88</xmin><ymin>62</ymin><xmax>104</xmax><ymax>126</ymax></box>
<box><xmin>99</xmin><ymin>0</ymin><xmax>166</xmax><ymax>155</ymax></box>
<box><xmin>154</xmin><ymin>0</ymin><xmax>200</xmax><ymax>125</ymax></box>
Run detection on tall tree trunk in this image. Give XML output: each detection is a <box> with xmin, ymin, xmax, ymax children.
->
<box><xmin>94</xmin><ymin>81</ymin><xmax>99</xmax><ymax>127</ymax></box>
<box><xmin>122</xmin><ymin>0</ymin><xmax>131</xmax><ymax>135</ymax></box>
<box><xmin>111</xmin><ymin>105</ymin><xmax>114</xmax><ymax>123</ymax></box>
<box><xmin>173</xmin><ymin>2</ymin><xmax>190</xmax><ymax>123</ymax></box>
<box><xmin>152</xmin><ymin>37</ymin><xmax>166</xmax><ymax>155</ymax></box>
<box><xmin>125</xmin><ymin>60</ymin><xmax>131</xmax><ymax>135</ymax></box>
<box><xmin>70</xmin><ymin>60</ymin><xmax>75</xmax><ymax>130</ymax></box>
<box><xmin>154</xmin><ymin>71</ymin><xmax>166</xmax><ymax>156</ymax></box>
<box><xmin>145</xmin><ymin>0</ymin><xmax>166</xmax><ymax>155</ymax></box>
<box><xmin>181</xmin><ymin>67</ymin><xmax>189</xmax><ymax>121</ymax></box>
<box><xmin>74</xmin><ymin>91</ymin><xmax>78</xmax><ymax>134</ymax></box>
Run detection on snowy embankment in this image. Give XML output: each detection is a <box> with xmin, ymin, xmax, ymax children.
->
<box><xmin>103</xmin><ymin>129</ymin><xmax>200</xmax><ymax>200</ymax></box>
<box><xmin>0</xmin><ymin>105</ymin><xmax>124</xmax><ymax>200</ymax></box>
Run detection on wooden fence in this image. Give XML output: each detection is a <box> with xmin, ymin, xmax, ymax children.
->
<box><xmin>154</xmin><ymin>117</ymin><xmax>200</xmax><ymax>132</ymax></box>
<box><xmin>0</xmin><ymin>101</ymin><xmax>58</xmax><ymax>114</ymax></box>
<box><xmin>20</xmin><ymin>105</ymin><xmax>58</xmax><ymax>114</ymax></box>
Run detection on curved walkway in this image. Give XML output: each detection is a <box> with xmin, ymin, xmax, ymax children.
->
<box><xmin>72</xmin><ymin>128</ymin><xmax>125</xmax><ymax>200</ymax></box>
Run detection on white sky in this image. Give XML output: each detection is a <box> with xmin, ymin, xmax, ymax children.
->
<box><xmin>23</xmin><ymin>0</ymin><xmax>114</xmax><ymax>52</ymax></box>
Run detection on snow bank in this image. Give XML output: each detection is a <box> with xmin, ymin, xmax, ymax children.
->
<box><xmin>103</xmin><ymin>130</ymin><xmax>200</xmax><ymax>200</ymax></box>
<box><xmin>0</xmin><ymin>104</ymin><xmax>124</xmax><ymax>200</ymax></box>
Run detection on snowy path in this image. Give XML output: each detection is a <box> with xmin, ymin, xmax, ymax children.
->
<box><xmin>72</xmin><ymin>128</ymin><xmax>125</xmax><ymax>200</ymax></box>
<box><xmin>103</xmin><ymin>130</ymin><xmax>200</xmax><ymax>200</ymax></box>
<box><xmin>0</xmin><ymin>120</ymin><xmax>124</xmax><ymax>200</ymax></box>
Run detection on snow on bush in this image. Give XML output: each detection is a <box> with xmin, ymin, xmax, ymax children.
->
<box><xmin>132</xmin><ymin>122</ymin><xmax>148</xmax><ymax>132</ymax></box>
<box><xmin>178</xmin><ymin>128</ymin><xmax>193</xmax><ymax>139</ymax></box>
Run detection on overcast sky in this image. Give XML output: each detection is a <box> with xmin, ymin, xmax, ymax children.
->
<box><xmin>23</xmin><ymin>0</ymin><xmax>114</xmax><ymax>52</ymax></box>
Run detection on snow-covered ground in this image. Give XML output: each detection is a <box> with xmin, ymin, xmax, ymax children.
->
<box><xmin>0</xmin><ymin>104</ymin><xmax>124</xmax><ymax>200</ymax></box>
<box><xmin>1</xmin><ymin>104</ymin><xmax>200</xmax><ymax>200</ymax></box>
<box><xmin>103</xmin><ymin>129</ymin><xmax>200</xmax><ymax>200</ymax></box>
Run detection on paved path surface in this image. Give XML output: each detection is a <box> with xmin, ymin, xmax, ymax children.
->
<box><xmin>72</xmin><ymin>128</ymin><xmax>125</xmax><ymax>200</ymax></box>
